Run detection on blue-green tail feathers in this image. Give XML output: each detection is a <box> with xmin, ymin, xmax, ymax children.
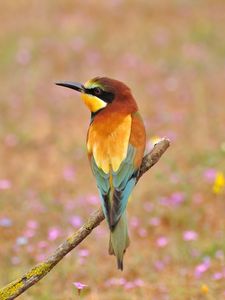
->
<box><xmin>108</xmin><ymin>212</ymin><xmax>130</xmax><ymax>270</ymax></box>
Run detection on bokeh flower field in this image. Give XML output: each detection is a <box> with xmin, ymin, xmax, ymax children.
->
<box><xmin>0</xmin><ymin>1</ymin><xmax>225</xmax><ymax>299</ymax></box>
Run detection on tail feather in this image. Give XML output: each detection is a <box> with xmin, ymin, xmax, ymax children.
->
<box><xmin>108</xmin><ymin>212</ymin><xmax>130</xmax><ymax>271</ymax></box>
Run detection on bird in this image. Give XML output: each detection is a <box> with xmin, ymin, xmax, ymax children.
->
<box><xmin>56</xmin><ymin>77</ymin><xmax>146</xmax><ymax>270</ymax></box>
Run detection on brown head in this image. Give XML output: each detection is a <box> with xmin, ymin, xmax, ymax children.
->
<box><xmin>55</xmin><ymin>77</ymin><xmax>138</xmax><ymax>115</ymax></box>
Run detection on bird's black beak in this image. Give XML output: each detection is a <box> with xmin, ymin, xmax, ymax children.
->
<box><xmin>55</xmin><ymin>81</ymin><xmax>85</xmax><ymax>93</ymax></box>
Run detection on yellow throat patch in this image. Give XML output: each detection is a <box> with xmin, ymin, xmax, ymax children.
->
<box><xmin>81</xmin><ymin>79</ymin><xmax>107</xmax><ymax>113</ymax></box>
<box><xmin>81</xmin><ymin>93</ymin><xmax>107</xmax><ymax>113</ymax></box>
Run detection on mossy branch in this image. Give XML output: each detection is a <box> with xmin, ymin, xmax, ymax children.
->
<box><xmin>0</xmin><ymin>138</ymin><xmax>170</xmax><ymax>300</ymax></box>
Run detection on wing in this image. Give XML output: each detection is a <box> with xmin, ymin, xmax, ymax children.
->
<box><xmin>110</xmin><ymin>144</ymin><xmax>138</xmax><ymax>228</ymax></box>
<box><xmin>90</xmin><ymin>144</ymin><xmax>137</xmax><ymax>229</ymax></box>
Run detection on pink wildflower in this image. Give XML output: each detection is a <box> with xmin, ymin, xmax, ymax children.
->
<box><xmin>124</xmin><ymin>281</ymin><xmax>135</xmax><ymax>289</ymax></box>
<box><xmin>212</xmin><ymin>272</ymin><xmax>223</xmax><ymax>280</ymax></box>
<box><xmin>195</xmin><ymin>258</ymin><xmax>211</xmax><ymax>278</ymax></box>
<box><xmin>78</xmin><ymin>249</ymin><xmax>89</xmax><ymax>257</ymax></box>
<box><xmin>154</xmin><ymin>260</ymin><xmax>165</xmax><ymax>271</ymax></box>
<box><xmin>48</xmin><ymin>227</ymin><xmax>61</xmax><ymax>241</ymax></box>
<box><xmin>0</xmin><ymin>179</ymin><xmax>11</xmax><ymax>190</ymax></box>
<box><xmin>73</xmin><ymin>282</ymin><xmax>87</xmax><ymax>294</ymax></box>
<box><xmin>27</xmin><ymin>220</ymin><xmax>39</xmax><ymax>229</ymax></box>
<box><xmin>133</xmin><ymin>278</ymin><xmax>145</xmax><ymax>287</ymax></box>
<box><xmin>203</xmin><ymin>168</ymin><xmax>216</xmax><ymax>182</ymax></box>
<box><xmin>69</xmin><ymin>216</ymin><xmax>82</xmax><ymax>228</ymax></box>
<box><xmin>130</xmin><ymin>216</ymin><xmax>139</xmax><ymax>228</ymax></box>
<box><xmin>156</xmin><ymin>236</ymin><xmax>168</xmax><ymax>248</ymax></box>
<box><xmin>138</xmin><ymin>228</ymin><xmax>147</xmax><ymax>237</ymax></box>
<box><xmin>183</xmin><ymin>230</ymin><xmax>198</xmax><ymax>241</ymax></box>
<box><xmin>87</xmin><ymin>195</ymin><xmax>99</xmax><ymax>205</ymax></box>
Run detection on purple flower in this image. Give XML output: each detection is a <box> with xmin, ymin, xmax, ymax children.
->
<box><xmin>73</xmin><ymin>282</ymin><xmax>87</xmax><ymax>294</ymax></box>
<box><xmin>130</xmin><ymin>216</ymin><xmax>140</xmax><ymax>228</ymax></box>
<box><xmin>105</xmin><ymin>277</ymin><xmax>126</xmax><ymax>287</ymax></box>
<box><xmin>0</xmin><ymin>179</ymin><xmax>11</xmax><ymax>190</ymax></box>
<box><xmin>156</xmin><ymin>236</ymin><xmax>168</xmax><ymax>248</ymax></box>
<box><xmin>195</xmin><ymin>258</ymin><xmax>211</xmax><ymax>278</ymax></box>
<box><xmin>117</xmin><ymin>278</ymin><xmax>126</xmax><ymax>285</ymax></box>
<box><xmin>0</xmin><ymin>217</ymin><xmax>13</xmax><ymax>227</ymax></box>
<box><xmin>138</xmin><ymin>228</ymin><xmax>147</xmax><ymax>237</ymax></box>
<box><xmin>87</xmin><ymin>195</ymin><xmax>99</xmax><ymax>205</ymax></box>
<box><xmin>24</xmin><ymin>221</ymin><xmax>38</xmax><ymax>238</ymax></box>
<box><xmin>133</xmin><ymin>279</ymin><xmax>145</xmax><ymax>287</ymax></box>
<box><xmin>203</xmin><ymin>168</ymin><xmax>216</xmax><ymax>182</ymax></box>
<box><xmin>170</xmin><ymin>192</ymin><xmax>185</xmax><ymax>206</ymax></box>
<box><xmin>73</xmin><ymin>282</ymin><xmax>87</xmax><ymax>289</ymax></box>
<box><xmin>159</xmin><ymin>192</ymin><xmax>185</xmax><ymax>207</ymax></box>
<box><xmin>78</xmin><ymin>249</ymin><xmax>89</xmax><ymax>257</ymax></box>
<box><xmin>27</xmin><ymin>220</ymin><xmax>38</xmax><ymax>229</ymax></box>
<box><xmin>183</xmin><ymin>230</ymin><xmax>198</xmax><ymax>241</ymax></box>
<box><xmin>69</xmin><ymin>216</ymin><xmax>82</xmax><ymax>228</ymax></box>
<box><xmin>48</xmin><ymin>227</ymin><xmax>61</xmax><ymax>241</ymax></box>
<box><xmin>154</xmin><ymin>260</ymin><xmax>165</xmax><ymax>271</ymax></box>
<box><xmin>212</xmin><ymin>272</ymin><xmax>223</xmax><ymax>280</ymax></box>
<box><xmin>124</xmin><ymin>281</ymin><xmax>135</xmax><ymax>289</ymax></box>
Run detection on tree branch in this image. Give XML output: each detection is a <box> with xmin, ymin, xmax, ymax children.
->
<box><xmin>0</xmin><ymin>138</ymin><xmax>170</xmax><ymax>300</ymax></box>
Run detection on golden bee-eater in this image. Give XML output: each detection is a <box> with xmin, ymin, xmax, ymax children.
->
<box><xmin>56</xmin><ymin>77</ymin><xmax>146</xmax><ymax>270</ymax></box>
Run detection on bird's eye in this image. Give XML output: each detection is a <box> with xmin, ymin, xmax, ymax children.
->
<box><xmin>94</xmin><ymin>87</ymin><xmax>102</xmax><ymax>96</ymax></box>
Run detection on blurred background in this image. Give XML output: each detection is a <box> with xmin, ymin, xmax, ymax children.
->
<box><xmin>0</xmin><ymin>1</ymin><xmax>224</xmax><ymax>299</ymax></box>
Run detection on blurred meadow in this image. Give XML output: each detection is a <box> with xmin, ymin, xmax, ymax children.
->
<box><xmin>0</xmin><ymin>0</ymin><xmax>225</xmax><ymax>299</ymax></box>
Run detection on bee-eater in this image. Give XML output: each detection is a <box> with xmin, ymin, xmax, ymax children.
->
<box><xmin>56</xmin><ymin>77</ymin><xmax>146</xmax><ymax>270</ymax></box>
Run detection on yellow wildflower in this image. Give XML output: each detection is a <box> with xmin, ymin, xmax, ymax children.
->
<box><xmin>213</xmin><ymin>172</ymin><xmax>225</xmax><ymax>194</ymax></box>
<box><xmin>200</xmin><ymin>284</ymin><xmax>209</xmax><ymax>295</ymax></box>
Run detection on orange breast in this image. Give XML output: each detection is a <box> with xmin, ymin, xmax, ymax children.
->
<box><xmin>87</xmin><ymin>113</ymin><xmax>132</xmax><ymax>174</ymax></box>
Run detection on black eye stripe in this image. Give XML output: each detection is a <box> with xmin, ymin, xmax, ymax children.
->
<box><xmin>86</xmin><ymin>88</ymin><xmax>115</xmax><ymax>103</ymax></box>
